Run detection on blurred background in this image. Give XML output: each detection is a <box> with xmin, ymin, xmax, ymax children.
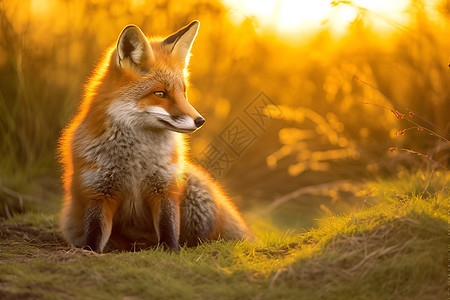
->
<box><xmin>0</xmin><ymin>0</ymin><xmax>448</xmax><ymax>230</ymax></box>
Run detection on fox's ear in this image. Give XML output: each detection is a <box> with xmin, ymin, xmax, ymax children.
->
<box><xmin>116</xmin><ymin>25</ymin><xmax>155</xmax><ymax>70</ymax></box>
<box><xmin>162</xmin><ymin>20</ymin><xmax>199</xmax><ymax>67</ymax></box>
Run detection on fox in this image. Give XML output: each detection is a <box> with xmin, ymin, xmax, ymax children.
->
<box><xmin>59</xmin><ymin>21</ymin><xmax>253</xmax><ymax>253</ymax></box>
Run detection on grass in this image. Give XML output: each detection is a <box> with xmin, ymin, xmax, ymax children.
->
<box><xmin>0</xmin><ymin>171</ymin><xmax>447</xmax><ymax>299</ymax></box>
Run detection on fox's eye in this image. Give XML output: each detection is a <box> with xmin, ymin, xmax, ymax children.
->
<box><xmin>154</xmin><ymin>91</ymin><xmax>166</xmax><ymax>98</ymax></box>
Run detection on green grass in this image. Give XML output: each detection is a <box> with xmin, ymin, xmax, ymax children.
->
<box><xmin>0</xmin><ymin>171</ymin><xmax>447</xmax><ymax>299</ymax></box>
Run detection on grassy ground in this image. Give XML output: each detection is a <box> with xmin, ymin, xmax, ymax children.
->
<box><xmin>0</xmin><ymin>171</ymin><xmax>447</xmax><ymax>300</ymax></box>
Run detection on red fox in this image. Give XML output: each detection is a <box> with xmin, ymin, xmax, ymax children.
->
<box><xmin>59</xmin><ymin>21</ymin><xmax>253</xmax><ymax>253</ymax></box>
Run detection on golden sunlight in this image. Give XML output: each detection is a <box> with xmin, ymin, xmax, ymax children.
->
<box><xmin>0</xmin><ymin>0</ymin><xmax>448</xmax><ymax>296</ymax></box>
<box><xmin>30</xmin><ymin>0</ymin><xmax>53</xmax><ymax>16</ymax></box>
<box><xmin>223</xmin><ymin>0</ymin><xmax>432</xmax><ymax>37</ymax></box>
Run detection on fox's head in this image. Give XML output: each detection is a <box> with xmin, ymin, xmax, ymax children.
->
<box><xmin>106</xmin><ymin>21</ymin><xmax>204</xmax><ymax>134</ymax></box>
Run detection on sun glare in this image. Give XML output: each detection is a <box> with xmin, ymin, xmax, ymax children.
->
<box><xmin>30</xmin><ymin>0</ymin><xmax>52</xmax><ymax>16</ymax></box>
<box><xmin>223</xmin><ymin>0</ymin><xmax>433</xmax><ymax>38</ymax></box>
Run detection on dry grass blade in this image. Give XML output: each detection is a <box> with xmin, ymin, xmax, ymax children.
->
<box><xmin>262</xmin><ymin>180</ymin><xmax>352</xmax><ymax>214</ymax></box>
<box><xmin>355</xmin><ymin>75</ymin><xmax>450</xmax><ymax>138</ymax></box>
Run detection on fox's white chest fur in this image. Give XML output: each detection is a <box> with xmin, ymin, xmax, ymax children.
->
<box><xmin>75</xmin><ymin>106</ymin><xmax>178</xmax><ymax>229</ymax></box>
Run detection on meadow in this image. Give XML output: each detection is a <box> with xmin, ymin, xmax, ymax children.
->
<box><xmin>1</xmin><ymin>172</ymin><xmax>447</xmax><ymax>299</ymax></box>
<box><xmin>0</xmin><ymin>0</ymin><xmax>448</xmax><ymax>298</ymax></box>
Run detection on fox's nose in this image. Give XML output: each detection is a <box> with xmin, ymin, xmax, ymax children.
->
<box><xmin>194</xmin><ymin>117</ymin><xmax>205</xmax><ymax>128</ymax></box>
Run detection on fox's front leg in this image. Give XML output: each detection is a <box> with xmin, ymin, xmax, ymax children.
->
<box><xmin>151</xmin><ymin>190</ymin><xmax>180</xmax><ymax>251</ymax></box>
<box><xmin>83</xmin><ymin>199</ymin><xmax>117</xmax><ymax>253</ymax></box>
